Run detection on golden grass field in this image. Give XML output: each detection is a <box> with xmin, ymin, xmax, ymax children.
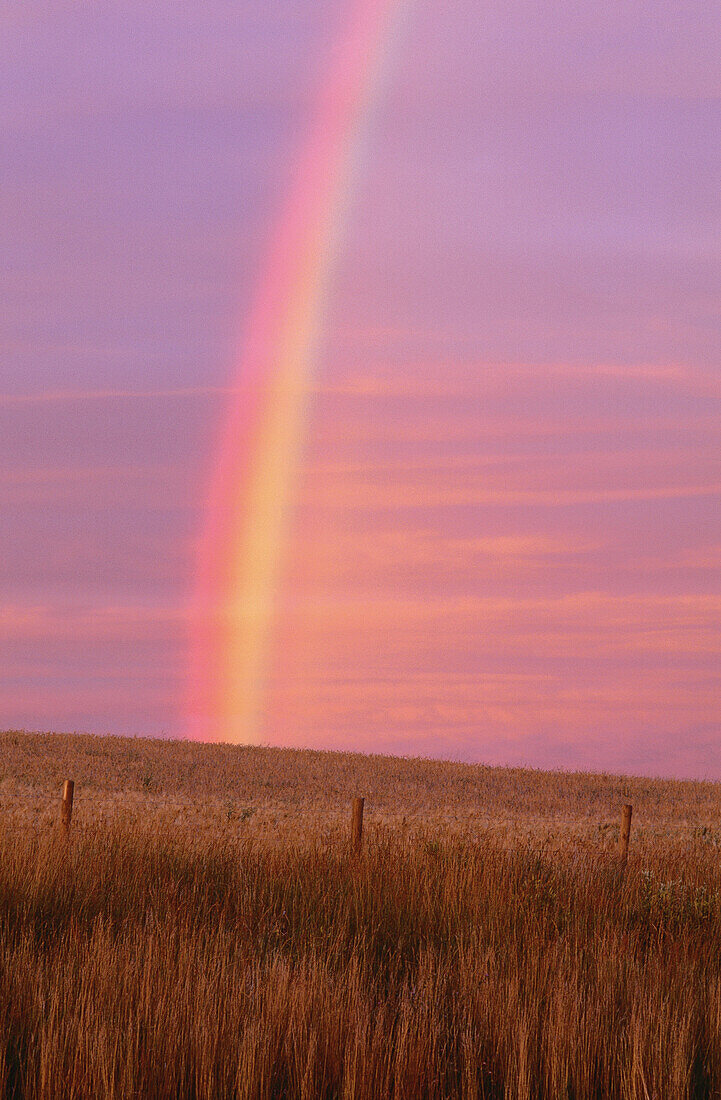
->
<box><xmin>2</xmin><ymin>731</ymin><xmax>721</xmax><ymax>1098</ymax></box>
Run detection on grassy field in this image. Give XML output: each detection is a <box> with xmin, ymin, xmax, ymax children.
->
<box><xmin>2</xmin><ymin>732</ymin><xmax>721</xmax><ymax>1098</ymax></box>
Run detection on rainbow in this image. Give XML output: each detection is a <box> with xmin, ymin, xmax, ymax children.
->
<box><xmin>189</xmin><ymin>0</ymin><xmax>407</xmax><ymax>744</ymax></box>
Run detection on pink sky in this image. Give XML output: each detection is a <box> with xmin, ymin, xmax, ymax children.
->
<box><xmin>1</xmin><ymin>0</ymin><xmax>720</xmax><ymax>776</ymax></box>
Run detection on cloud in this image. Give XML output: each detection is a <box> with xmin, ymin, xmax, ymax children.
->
<box><xmin>322</xmin><ymin>360</ymin><xmax>721</xmax><ymax>396</ymax></box>
<box><xmin>0</xmin><ymin>387</ymin><xmax>229</xmax><ymax>407</ymax></box>
<box><xmin>289</xmin><ymin>528</ymin><xmax>598</xmax><ymax>582</ymax></box>
<box><xmin>0</xmin><ymin>601</ymin><xmax>188</xmax><ymax>643</ymax></box>
<box><xmin>0</xmin><ymin>464</ymin><xmax>190</xmax><ymax>507</ymax></box>
<box><xmin>267</xmin><ymin>663</ymin><xmax>721</xmax><ymax>778</ymax></box>
<box><xmin>299</xmin><ymin>476</ymin><xmax>721</xmax><ymax>513</ymax></box>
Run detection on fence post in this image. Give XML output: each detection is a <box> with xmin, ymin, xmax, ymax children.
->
<box><xmin>619</xmin><ymin>803</ymin><xmax>632</xmax><ymax>862</ymax></box>
<box><xmin>351</xmin><ymin>797</ymin><xmax>364</xmax><ymax>854</ymax></box>
<box><xmin>61</xmin><ymin>780</ymin><xmax>74</xmax><ymax>832</ymax></box>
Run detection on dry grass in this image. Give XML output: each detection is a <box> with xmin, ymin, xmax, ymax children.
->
<box><xmin>3</xmin><ymin>731</ymin><xmax>721</xmax><ymax>847</ymax></box>
<box><xmin>2</xmin><ymin>731</ymin><xmax>721</xmax><ymax>1097</ymax></box>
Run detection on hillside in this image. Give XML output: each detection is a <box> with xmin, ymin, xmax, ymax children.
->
<box><xmin>2</xmin><ymin>731</ymin><xmax>721</xmax><ymax>1096</ymax></box>
<box><xmin>2</xmin><ymin>730</ymin><xmax>720</xmax><ymax>849</ymax></box>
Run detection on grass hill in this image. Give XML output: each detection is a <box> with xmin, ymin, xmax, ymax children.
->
<box><xmin>1</xmin><ymin>731</ymin><xmax>720</xmax><ymax>1097</ymax></box>
<box><xmin>2</xmin><ymin>730</ymin><xmax>720</xmax><ymax>847</ymax></box>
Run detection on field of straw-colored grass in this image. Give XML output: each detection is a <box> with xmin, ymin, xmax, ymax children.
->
<box><xmin>2</xmin><ymin>731</ymin><xmax>721</xmax><ymax>1098</ymax></box>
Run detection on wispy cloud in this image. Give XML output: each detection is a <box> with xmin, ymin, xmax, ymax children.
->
<box><xmin>0</xmin><ymin>464</ymin><xmax>190</xmax><ymax>507</ymax></box>
<box><xmin>321</xmin><ymin>360</ymin><xmax>721</xmax><ymax>397</ymax></box>
<box><xmin>0</xmin><ymin>601</ymin><xmax>189</xmax><ymax>643</ymax></box>
<box><xmin>300</xmin><ymin>478</ymin><xmax>721</xmax><ymax>512</ymax></box>
<box><xmin>0</xmin><ymin>387</ymin><xmax>229</xmax><ymax>407</ymax></box>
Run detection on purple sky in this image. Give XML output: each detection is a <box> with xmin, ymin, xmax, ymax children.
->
<box><xmin>2</xmin><ymin>0</ymin><xmax>720</xmax><ymax>776</ymax></box>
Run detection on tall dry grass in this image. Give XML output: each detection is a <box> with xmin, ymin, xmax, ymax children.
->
<box><xmin>3</xmin><ymin>733</ymin><xmax>721</xmax><ymax>1097</ymax></box>
<box><xmin>2</xmin><ymin>814</ymin><xmax>721</xmax><ymax>1097</ymax></box>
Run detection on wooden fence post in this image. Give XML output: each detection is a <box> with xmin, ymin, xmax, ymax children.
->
<box><xmin>351</xmin><ymin>797</ymin><xmax>364</xmax><ymax>854</ymax></box>
<box><xmin>619</xmin><ymin>803</ymin><xmax>632</xmax><ymax>862</ymax></box>
<box><xmin>61</xmin><ymin>780</ymin><xmax>74</xmax><ymax>832</ymax></box>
